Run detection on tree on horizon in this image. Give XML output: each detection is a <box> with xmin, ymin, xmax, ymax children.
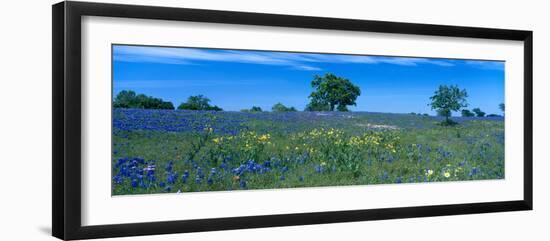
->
<box><xmin>472</xmin><ymin>108</ymin><xmax>486</xmax><ymax>117</ymax></box>
<box><xmin>113</xmin><ymin>90</ymin><xmax>174</xmax><ymax>109</ymax></box>
<box><xmin>272</xmin><ymin>102</ymin><xmax>297</xmax><ymax>112</ymax></box>
<box><xmin>306</xmin><ymin>73</ymin><xmax>360</xmax><ymax>112</ymax></box>
<box><xmin>178</xmin><ymin>95</ymin><xmax>223</xmax><ymax>111</ymax></box>
<box><xmin>461</xmin><ymin>109</ymin><xmax>475</xmax><ymax>117</ymax></box>
<box><xmin>429</xmin><ymin>85</ymin><xmax>468</xmax><ymax>125</ymax></box>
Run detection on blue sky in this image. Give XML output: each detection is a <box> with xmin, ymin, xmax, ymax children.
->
<box><xmin>113</xmin><ymin>45</ymin><xmax>505</xmax><ymax>115</ymax></box>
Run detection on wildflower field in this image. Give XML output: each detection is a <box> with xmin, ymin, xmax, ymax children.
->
<box><xmin>112</xmin><ymin>108</ymin><xmax>504</xmax><ymax>195</ymax></box>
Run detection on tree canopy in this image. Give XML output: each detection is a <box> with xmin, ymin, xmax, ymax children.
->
<box><xmin>241</xmin><ymin>106</ymin><xmax>263</xmax><ymax>112</ymax></box>
<box><xmin>472</xmin><ymin>108</ymin><xmax>486</xmax><ymax>117</ymax></box>
<box><xmin>177</xmin><ymin>95</ymin><xmax>223</xmax><ymax>111</ymax></box>
<box><xmin>113</xmin><ymin>90</ymin><xmax>174</xmax><ymax>109</ymax></box>
<box><xmin>429</xmin><ymin>85</ymin><xmax>468</xmax><ymax>124</ymax></box>
<box><xmin>306</xmin><ymin>73</ymin><xmax>360</xmax><ymax>112</ymax></box>
<box><xmin>461</xmin><ymin>109</ymin><xmax>475</xmax><ymax>117</ymax></box>
<box><xmin>499</xmin><ymin>103</ymin><xmax>505</xmax><ymax>112</ymax></box>
<box><xmin>272</xmin><ymin>103</ymin><xmax>297</xmax><ymax>112</ymax></box>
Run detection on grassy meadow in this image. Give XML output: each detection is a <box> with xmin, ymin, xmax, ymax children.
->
<box><xmin>112</xmin><ymin>109</ymin><xmax>504</xmax><ymax>195</ymax></box>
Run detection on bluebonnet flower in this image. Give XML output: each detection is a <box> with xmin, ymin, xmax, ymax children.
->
<box><xmin>165</xmin><ymin>161</ymin><xmax>173</xmax><ymax>172</ymax></box>
<box><xmin>206</xmin><ymin>168</ymin><xmax>217</xmax><ymax>185</ymax></box>
<box><xmin>144</xmin><ymin>164</ymin><xmax>156</xmax><ymax>182</ymax></box>
<box><xmin>232</xmin><ymin>165</ymin><xmax>246</xmax><ymax>176</ymax></box>
<box><xmin>195</xmin><ymin>175</ymin><xmax>202</xmax><ymax>184</ymax></box>
<box><xmin>164</xmin><ymin>186</ymin><xmax>171</xmax><ymax>192</ymax></box>
<box><xmin>299</xmin><ymin>176</ymin><xmax>304</xmax><ymax>182</ymax></box>
<box><xmin>116</xmin><ymin>158</ymin><xmax>128</xmax><ymax>168</ymax></box>
<box><xmin>113</xmin><ymin>175</ymin><xmax>123</xmax><ymax>184</ymax></box>
<box><xmin>469</xmin><ymin>167</ymin><xmax>480</xmax><ymax>176</ymax></box>
<box><xmin>167</xmin><ymin>172</ymin><xmax>177</xmax><ymax>184</ymax></box>
<box><xmin>314</xmin><ymin>165</ymin><xmax>323</xmax><ymax>173</ymax></box>
<box><xmin>381</xmin><ymin>171</ymin><xmax>389</xmax><ymax>180</ymax></box>
<box><xmin>182</xmin><ymin>170</ymin><xmax>189</xmax><ymax>183</ymax></box>
<box><xmin>239</xmin><ymin>179</ymin><xmax>247</xmax><ymax>189</ymax></box>
<box><xmin>131</xmin><ymin>179</ymin><xmax>138</xmax><ymax>188</ymax></box>
<box><xmin>196</xmin><ymin>167</ymin><xmax>204</xmax><ymax>179</ymax></box>
<box><xmin>280</xmin><ymin>175</ymin><xmax>285</xmax><ymax>181</ymax></box>
<box><xmin>159</xmin><ymin>182</ymin><xmax>166</xmax><ymax>188</ymax></box>
<box><xmin>395</xmin><ymin>177</ymin><xmax>402</xmax><ymax>184</ymax></box>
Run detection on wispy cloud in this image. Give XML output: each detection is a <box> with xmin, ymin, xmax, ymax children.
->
<box><xmin>292</xmin><ymin>65</ymin><xmax>323</xmax><ymax>71</ymax></box>
<box><xmin>114</xmin><ymin>79</ymin><xmax>261</xmax><ymax>89</ymax></box>
<box><xmin>465</xmin><ymin>60</ymin><xmax>505</xmax><ymax>71</ymax></box>
<box><xmin>113</xmin><ymin>45</ymin><xmax>457</xmax><ymax>69</ymax></box>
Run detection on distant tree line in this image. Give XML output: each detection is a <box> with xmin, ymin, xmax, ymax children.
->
<box><xmin>177</xmin><ymin>95</ymin><xmax>222</xmax><ymax>111</ymax></box>
<box><xmin>429</xmin><ymin>85</ymin><xmax>504</xmax><ymax>125</ymax></box>
<box><xmin>115</xmin><ymin>80</ymin><xmax>503</xmax><ymax>119</ymax></box>
<box><xmin>114</xmin><ymin>73</ymin><xmax>362</xmax><ymax>113</ymax></box>
<box><xmin>241</xmin><ymin>106</ymin><xmax>263</xmax><ymax>113</ymax></box>
<box><xmin>461</xmin><ymin>105</ymin><xmax>503</xmax><ymax>118</ymax></box>
<box><xmin>113</xmin><ymin>91</ymin><xmax>223</xmax><ymax>111</ymax></box>
<box><xmin>113</xmin><ymin>90</ymin><xmax>174</xmax><ymax>109</ymax></box>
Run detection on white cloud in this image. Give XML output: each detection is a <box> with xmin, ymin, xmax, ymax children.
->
<box><xmin>114</xmin><ymin>79</ymin><xmax>261</xmax><ymax>89</ymax></box>
<box><xmin>465</xmin><ymin>60</ymin><xmax>505</xmax><ymax>70</ymax></box>
<box><xmin>292</xmin><ymin>65</ymin><xmax>323</xmax><ymax>71</ymax></box>
<box><xmin>113</xmin><ymin>45</ymin><xmax>456</xmax><ymax>68</ymax></box>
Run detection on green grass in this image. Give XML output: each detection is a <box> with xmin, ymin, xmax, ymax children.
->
<box><xmin>112</xmin><ymin>110</ymin><xmax>504</xmax><ymax>195</ymax></box>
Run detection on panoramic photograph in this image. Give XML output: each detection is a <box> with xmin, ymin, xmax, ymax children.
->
<box><xmin>111</xmin><ymin>44</ymin><xmax>505</xmax><ymax>195</ymax></box>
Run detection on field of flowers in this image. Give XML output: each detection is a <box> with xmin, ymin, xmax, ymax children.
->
<box><xmin>112</xmin><ymin>109</ymin><xmax>504</xmax><ymax>195</ymax></box>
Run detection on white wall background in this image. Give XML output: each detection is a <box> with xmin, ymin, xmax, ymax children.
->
<box><xmin>0</xmin><ymin>0</ymin><xmax>547</xmax><ymax>240</ymax></box>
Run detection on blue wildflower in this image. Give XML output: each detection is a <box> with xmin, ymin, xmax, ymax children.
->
<box><xmin>239</xmin><ymin>179</ymin><xmax>247</xmax><ymax>189</ymax></box>
<box><xmin>182</xmin><ymin>170</ymin><xmax>189</xmax><ymax>183</ymax></box>
<box><xmin>396</xmin><ymin>177</ymin><xmax>402</xmax><ymax>184</ymax></box>
<box><xmin>381</xmin><ymin>171</ymin><xmax>389</xmax><ymax>180</ymax></box>
<box><xmin>167</xmin><ymin>172</ymin><xmax>177</xmax><ymax>184</ymax></box>
<box><xmin>113</xmin><ymin>175</ymin><xmax>123</xmax><ymax>184</ymax></box>
<box><xmin>195</xmin><ymin>175</ymin><xmax>202</xmax><ymax>184</ymax></box>
<box><xmin>469</xmin><ymin>167</ymin><xmax>480</xmax><ymax>176</ymax></box>
<box><xmin>165</xmin><ymin>161</ymin><xmax>173</xmax><ymax>172</ymax></box>
<box><xmin>196</xmin><ymin>167</ymin><xmax>204</xmax><ymax>178</ymax></box>
<box><xmin>314</xmin><ymin>165</ymin><xmax>323</xmax><ymax>173</ymax></box>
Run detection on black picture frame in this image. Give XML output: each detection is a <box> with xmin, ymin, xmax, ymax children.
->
<box><xmin>52</xmin><ymin>1</ymin><xmax>533</xmax><ymax>240</ymax></box>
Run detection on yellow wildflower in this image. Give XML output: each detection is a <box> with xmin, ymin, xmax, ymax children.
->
<box><xmin>426</xmin><ymin>169</ymin><xmax>434</xmax><ymax>176</ymax></box>
<box><xmin>258</xmin><ymin>134</ymin><xmax>270</xmax><ymax>142</ymax></box>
